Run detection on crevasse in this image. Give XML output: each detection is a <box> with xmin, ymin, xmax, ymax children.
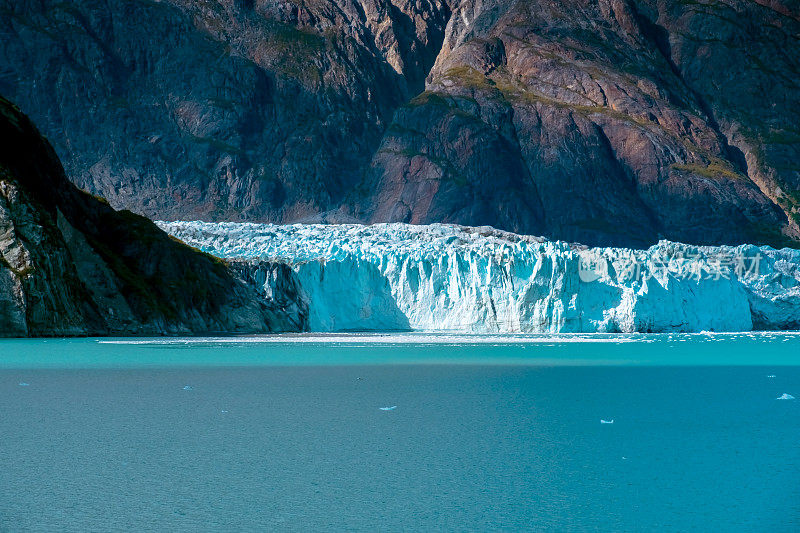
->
<box><xmin>158</xmin><ymin>222</ymin><xmax>800</xmax><ymax>333</ymax></box>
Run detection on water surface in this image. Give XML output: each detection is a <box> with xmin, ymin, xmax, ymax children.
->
<box><xmin>1</xmin><ymin>333</ymin><xmax>799</xmax><ymax>531</ymax></box>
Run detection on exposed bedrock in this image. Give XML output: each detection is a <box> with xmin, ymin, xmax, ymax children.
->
<box><xmin>1</xmin><ymin>0</ymin><xmax>798</xmax><ymax>247</ymax></box>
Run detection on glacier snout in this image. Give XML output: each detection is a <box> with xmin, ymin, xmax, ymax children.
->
<box><xmin>158</xmin><ymin>222</ymin><xmax>800</xmax><ymax>333</ymax></box>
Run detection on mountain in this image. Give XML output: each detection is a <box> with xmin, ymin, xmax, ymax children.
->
<box><xmin>1</xmin><ymin>0</ymin><xmax>798</xmax><ymax>248</ymax></box>
<box><xmin>0</xmin><ymin>95</ymin><xmax>305</xmax><ymax>336</ymax></box>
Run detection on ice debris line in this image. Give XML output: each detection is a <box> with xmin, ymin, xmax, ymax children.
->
<box><xmin>158</xmin><ymin>222</ymin><xmax>800</xmax><ymax>333</ymax></box>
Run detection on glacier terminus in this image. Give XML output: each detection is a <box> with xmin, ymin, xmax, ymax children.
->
<box><xmin>158</xmin><ymin>222</ymin><xmax>800</xmax><ymax>333</ymax></box>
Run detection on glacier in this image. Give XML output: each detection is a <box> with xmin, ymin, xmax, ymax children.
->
<box><xmin>157</xmin><ymin>222</ymin><xmax>800</xmax><ymax>333</ymax></box>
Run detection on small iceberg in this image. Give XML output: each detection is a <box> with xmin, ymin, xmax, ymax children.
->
<box><xmin>183</xmin><ymin>385</ymin><xmax>193</xmax><ymax>391</ymax></box>
<box><xmin>379</xmin><ymin>406</ymin><xmax>397</xmax><ymax>411</ymax></box>
<box><xmin>776</xmin><ymin>393</ymin><xmax>795</xmax><ymax>400</ymax></box>
<box><xmin>600</xmin><ymin>419</ymin><xmax>614</xmax><ymax>424</ymax></box>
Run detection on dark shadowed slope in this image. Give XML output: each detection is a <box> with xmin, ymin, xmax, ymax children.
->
<box><xmin>0</xmin><ymin>96</ymin><xmax>305</xmax><ymax>336</ymax></box>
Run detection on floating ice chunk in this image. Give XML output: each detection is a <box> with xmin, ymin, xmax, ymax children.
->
<box><xmin>600</xmin><ymin>419</ymin><xmax>614</xmax><ymax>424</ymax></box>
<box><xmin>776</xmin><ymin>393</ymin><xmax>795</xmax><ymax>400</ymax></box>
<box><xmin>18</xmin><ymin>382</ymin><xmax>29</xmax><ymax>387</ymax></box>
<box><xmin>183</xmin><ymin>385</ymin><xmax>193</xmax><ymax>391</ymax></box>
<box><xmin>379</xmin><ymin>406</ymin><xmax>397</xmax><ymax>411</ymax></box>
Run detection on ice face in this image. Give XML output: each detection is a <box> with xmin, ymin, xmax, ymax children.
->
<box><xmin>157</xmin><ymin>222</ymin><xmax>800</xmax><ymax>333</ymax></box>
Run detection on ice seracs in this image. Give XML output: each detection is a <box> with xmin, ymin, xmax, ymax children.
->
<box><xmin>158</xmin><ymin>222</ymin><xmax>800</xmax><ymax>334</ymax></box>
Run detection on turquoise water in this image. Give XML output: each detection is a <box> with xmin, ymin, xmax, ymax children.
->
<box><xmin>1</xmin><ymin>333</ymin><xmax>799</xmax><ymax>531</ymax></box>
<box><xmin>2</xmin><ymin>332</ymin><xmax>800</xmax><ymax>368</ymax></box>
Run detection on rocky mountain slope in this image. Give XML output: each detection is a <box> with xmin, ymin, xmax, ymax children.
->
<box><xmin>1</xmin><ymin>0</ymin><xmax>798</xmax><ymax>248</ymax></box>
<box><xmin>0</xmin><ymin>96</ymin><xmax>305</xmax><ymax>336</ymax></box>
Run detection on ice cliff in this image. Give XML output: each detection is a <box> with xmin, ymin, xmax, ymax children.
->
<box><xmin>158</xmin><ymin>222</ymin><xmax>800</xmax><ymax>333</ymax></box>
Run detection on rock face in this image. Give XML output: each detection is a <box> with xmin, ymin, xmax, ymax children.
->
<box><xmin>0</xmin><ymin>0</ymin><xmax>449</xmax><ymax>223</ymax></box>
<box><xmin>159</xmin><ymin>221</ymin><xmax>800</xmax><ymax>333</ymax></box>
<box><xmin>0</xmin><ymin>96</ymin><xmax>306</xmax><ymax>336</ymax></box>
<box><xmin>360</xmin><ymin>0</ymin><xmax>800</xmax><ymax>247</ymax></box>
<box><xmin>1</xmin><ymin>0</ymin><xmax>798</xmax><ymax>248</ymax></box>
